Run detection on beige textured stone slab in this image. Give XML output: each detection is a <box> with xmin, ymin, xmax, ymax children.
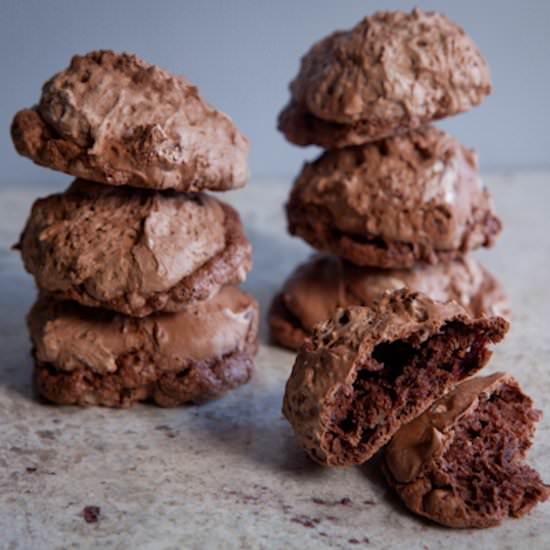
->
<box><xmin>1</xmin><ymin>173</ymin><xmax>549</xmax><ymax>549</ymax></box>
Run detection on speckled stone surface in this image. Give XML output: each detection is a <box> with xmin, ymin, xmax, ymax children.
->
<box><xmin>1</xmin><ymin>173</ymin><xmax>549</xmax><ymax>549</ymax></box>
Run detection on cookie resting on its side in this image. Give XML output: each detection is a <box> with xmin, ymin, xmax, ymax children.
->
<box><xmin>11</xmin><ymin>50</ymin><xmax>249</xmax><ymax>192</ymax></box>
<box><xmin>279</xmin><ymin>9</ymin><xmax>491</xmax><ymax>148</ymax></box>
<box><xmin>283</xmin><ymin>289</ymin><xmax>509</xmax><ymax>466</ymax></box>
<box><xmin>17</xmin><ymin>180</ymin><xmax>252</xmax><ymax>317</ymax></box>
<box><xmin>29</xmin><ymin>288</ymin><xmax>259</xmax><ymax>407</ymax></box>
<box><xmin>384</xmin><ymin>373</ymin><xmax>549</xmax><ymax>528</ymax></box>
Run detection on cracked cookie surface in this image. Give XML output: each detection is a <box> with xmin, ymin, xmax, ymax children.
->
<box><xmin>384</xmin><ymin>374</ymin><xmax>549</xmax><ymax>527</ymax></box>
<box><xmin>12</xmin><ymin>50</ymin><xmax>249</xmax><ymax>191</ymax></box>
<box><xmin>269</xmin><ymin>254</ymin><xmax>509</xmax><ymax>350</ymax></box>
<box><xmin>18</xmin><ymin>180</ymin><xmax>252</xmax><ymax>316</ymax></box>
<box><xmin>29</xmin><ymin>288</ymin><xmax>259</xmax><ymax>407</ymax></box>
<box><xmin>286</xmin><ymin>127</ymin><xmax>500</xmax><ymax>268</ymax></box>
<box><xmin>279</xmin><ymin>9</ymin><xmax>491</xmax><ymax>147</ymax></box>
<box><xmin>283</xmin><ymin>289</ymin><xmax>508</xmax><ymax>466</ymax></box>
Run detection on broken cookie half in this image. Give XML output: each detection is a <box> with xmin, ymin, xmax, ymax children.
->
<box><xmin>282</xmin><ymin>289</ymin><xmax>509</xmax><ymax>466</ymax></box>
<box><xmin>384</xmin><ymin>373</ymin><xmax>549</xmax><ymax>528</ymax></box>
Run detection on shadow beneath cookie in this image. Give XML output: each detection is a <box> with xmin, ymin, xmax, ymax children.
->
<box><xmin>0</xmin><ymin>353</ymin><xmax>34</xmax><ymax>402</ymax></box>
<box><xmin>0</xmin><ymin>271</ymin><xmax>36</xmax><ymax>403</ymax></box>
<box><xmin>360</xmin><ymin>457</ymin><xmax>403</xmax><ymax>506</ymax></box>
<box><xmin>360</xmin><ymin>454</ymin><xmax>388</xmax><ymax>491</ymax></box>
<box><xmin>359</xmin><ymin>458</ymin><xmax>447</xmax><ymax>531</ymax></box>
<box><xmin>241</xmin><ymin>226</ymin><xmax>311</xmax><ymax>344</ymax></box>
<box><xmin>174</xmin><ymin>370</ymin><xmax>325</xmax><ymax>478</ymax></box>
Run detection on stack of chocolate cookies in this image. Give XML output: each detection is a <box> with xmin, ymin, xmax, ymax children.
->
<box><xmin>11</xmin><ymin>50</ymin><xmax>259</xmax><ymax>407</ymax></box>
<box><xmin>277</xmin><ymin>10</ymin><xmax>549</xmax><ymax>528</ymax></box>
<box><xmin>270</xmin><ymin>9</ymin><xmax>508</xmax><ymax>351</ymax></box>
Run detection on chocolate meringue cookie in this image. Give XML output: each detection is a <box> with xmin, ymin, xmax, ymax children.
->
<box><xmin>282</xmin><ymin>289</ymin><xmax>509</xmax><ymax>466</ymax></box>
<box><xmin>384</xmin><ymin>373</ymin><xmax>549</xmax><ymax>528</ymax></box>
<box><xmin>11</xmin><ymin>50</ymin><xmax>249</xmax><ymax>191</ymax></box>
<box><xmin>30</xmin><ymin>287</ymin><xmax>259</xmax><ymax>407</ymax></box>
<box><xmin>279</xmin><ymin>9</ymin><xmax>491</xmax><ymax>148</ymax></box>
<box><xmin>18</xmin><ymin>180</ymin><xmax>251</xmax><ymax>317</ymax></box>
<box><xmin>286</xmin><ymin>127</ymin><xmax>501</xmax><ymax>268</ymax></box>
<box><xmin>269</xmin><ymin>254</ymin><xmax>509</xmax><ymax>350</ymax></box>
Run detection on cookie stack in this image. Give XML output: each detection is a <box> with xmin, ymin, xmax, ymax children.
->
<box><xmin>277</xmin><ymin>10</ymin><xmax>549</xmax><ymax>528</ymax></box>
<box><xmin>270</xmin><ymin>9</ymin><xmax>508</xmax><ymax>350</ymax></box>
<box><xmin>11</xmin><ymin>50</ymin><xmax>259</xmax><ymax>407</ymax></box>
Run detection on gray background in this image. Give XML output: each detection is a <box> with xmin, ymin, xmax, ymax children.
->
<box><xmin>1</xmin><ymin>0</ymin><xmax>549</xmax><ymax>186</ymax></box>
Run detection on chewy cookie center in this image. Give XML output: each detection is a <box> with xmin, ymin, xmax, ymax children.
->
<box><xmin>330</xmin><ymin>322</ymin><xmax>491</xmax><ymax>459</ymax></box>
<box><xmin>439</xmin><ymin>384</ymin><xmax>546</xmax><ymax>522</ymax></box>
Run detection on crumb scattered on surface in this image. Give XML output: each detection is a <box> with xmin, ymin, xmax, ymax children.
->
<box><xmin>311</xmin><ymin>496</ymin><xmax>353</xmax><ymax>506</ymax></box>
<box><xmin>82</xmin><ymin>506</ymin><xmax>101</xmax><ymax>523</ymax></box>
<box><xmin>291</xmin><ymin>515</ymin><xmax>321</xmax><ymax>528</ymax></box>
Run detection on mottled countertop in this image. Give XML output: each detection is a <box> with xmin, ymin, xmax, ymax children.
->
<box><xmin>1</xmin><ymin>173</ymin><xmax>549</xmax><ymax>550</ymax></box>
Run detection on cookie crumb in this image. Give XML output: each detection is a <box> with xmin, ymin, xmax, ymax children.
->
<box><xmin>311</xmin><ymin>496</ymin><xmax>353</xmax><ymax>506</ymax></box>
<box><xmin>290</xmin><ymin>515</ymin><xmax>320</xmax><ymax>528</ymax></box>
<box><xmin>82</xmin><ymin>506</ymin><xmax>101</xmax><ymax>523</ymax></box>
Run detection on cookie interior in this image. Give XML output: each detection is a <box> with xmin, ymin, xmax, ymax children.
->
<box><xmin>435</xmin><ymin>382</ymin><xmax>548</xmax><ymax>525</ymax></box>
<box><xmin>329</xmin><ymin>319</ymin><xmax>503</xmax><ymax>463</ymax></box>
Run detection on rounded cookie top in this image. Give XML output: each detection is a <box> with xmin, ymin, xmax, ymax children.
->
<box><xmin>279</xmin><ymin>9</ymin><xmax>491</xmax><ymax>147</ymax></box>
<box><xmin>29</xmin><ymin>287</ymin><xmax>259</xmax><ymax>407</ymax></box>
<box><xmin>282</xmin><ymin>289</ymin><xmax>509</xmax><ymax>466</ymax></box>
<box><xmin>287</xmin><ymin>127</ymin><xmax>501</xmax><ymax>268</ymax></box>
<box><xmin>269</xmin><ymin>254</ymin><xmax>509</xmax><ymax>350</ymax></box>
<box><xmin>11</xmin><ymin>50</ymin><xmax>249</xmax><ymax>191</ymax></box>
<box><xmin>18</xmin><ymin>180</ymin><xmax>252</xmax><ymax>317</ymax></box>
<box><xmin>384</xmin><ymin>374</ymin><xmax>549</xmax><ymax>527</ymax></box>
